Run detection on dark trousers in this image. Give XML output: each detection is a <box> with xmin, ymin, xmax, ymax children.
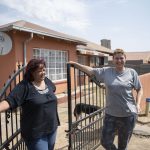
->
<box><xmin>101</xmin><ymin>114</ymin><xmax>136</xmax><ymax>150</ymax></box>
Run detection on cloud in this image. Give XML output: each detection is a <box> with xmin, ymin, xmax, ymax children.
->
<box><xmin>102</xmin><ymin>0</ymin><xmax>128</xmax><ymax>4</ymax></box>
<box><xmin>0</xmin><ymin>0</ymin><xmax>90</xmax><ymax>30</ymax></box>
<box><xmin>90</xmin><ymin>0</ymin><xmax>128</xmax><ymax>6</ymax></box>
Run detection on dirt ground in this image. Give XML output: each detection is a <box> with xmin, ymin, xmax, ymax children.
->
<box><xmin>98</xmin><ymin>134</ymin><xmax>150</xmax><ymax>150</ymax></box>
<box><xmin>55</xmin><ymin>128</ymin><xmax>150</xmax><ymax>150</ymax></box>
<box><xmin>55</xmin><ymin>102</ymin><xmax>150</xmax><ymax>150</ymax></box>
<box><xmin>99</xmin><ymin>118</ymin><xmax>150</xmax><ymax>150</ymax></box>
<box><xmin>126</xmin><ymin>135</ymin><xmax>150</xmax><ymax>150</ymax></box>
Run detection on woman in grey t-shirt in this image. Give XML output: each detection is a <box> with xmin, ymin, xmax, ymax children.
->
<box><xmin>69</xmin><ymin>49</ymin><xmax>143</xmax><ymax>150</ymax></box>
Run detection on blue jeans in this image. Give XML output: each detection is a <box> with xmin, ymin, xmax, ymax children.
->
<box><xmin>101</xmin><ymin>114</ymin><xmax>136</xmax><ymax>150</ymax></box>
<box><xmin>25</xmin><ymin>129</ymin><xmax>57</xmax><ymax>150</ymax></box>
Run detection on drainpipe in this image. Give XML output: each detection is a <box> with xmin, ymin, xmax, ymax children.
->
<box><xmin>23</xmin><ymin>32</ymin><xmax>33</xmax><ymax>65</ymax></box>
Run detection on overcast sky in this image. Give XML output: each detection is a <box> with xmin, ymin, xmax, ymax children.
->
<box><xmin>0</xmin><ymin>0</ymin><xmax>150</xmax><ymax>52</ymax></box>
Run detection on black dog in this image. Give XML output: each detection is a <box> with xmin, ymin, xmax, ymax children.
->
<box><xmin>74</xmin><ymin>103</ymin><xmax>101</xmax><ymax>121</ymax></box>
<box><xmin>65</xmin><ymin>103</ymin><xmax>101</xmax><ymax>134</ymax></box>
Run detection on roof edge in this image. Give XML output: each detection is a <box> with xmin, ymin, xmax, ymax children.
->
<box><xmin>0</xmin><ymin>23</ymin><xmax>86</xmax><ymax>45</ymax></box>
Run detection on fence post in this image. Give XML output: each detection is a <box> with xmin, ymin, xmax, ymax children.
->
<box><xmin>145</xmin><ymin>98</ymin><xmax>150</xmax><ymax>116</ymax></box>
<box><xmin>67</xmin><ymin>63</ymin><xmax>73</xmax><ymax>150</ymax></box>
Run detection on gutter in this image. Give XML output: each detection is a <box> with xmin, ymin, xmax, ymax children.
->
<box><xmin>23</xmin><ymin>32</ymin><xmax>33</xmax><ymax>65</ymax></box>
<box><xmin>77</xmin><ymin>46</ymin><xmax>112</xmax><ymax>56</ymax></box>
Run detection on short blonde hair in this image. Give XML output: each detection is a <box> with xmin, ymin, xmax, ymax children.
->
<box><xmin>113</xmin><ymin>49</ymin><xmax>126</xmax><ymax>58</ymax></box>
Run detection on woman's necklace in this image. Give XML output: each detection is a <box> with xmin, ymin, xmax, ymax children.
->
<box><xmin>32</xmin><ymin>81</ymin><xmax>46</xmax><ymax>90</ymax></box>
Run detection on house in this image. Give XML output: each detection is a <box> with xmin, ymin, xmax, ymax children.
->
<box><xmin>125</xmin><ymin>51</ymin><xmax>150</xmax><ymax>64</ymax></box>
<box><xmin>0</xmin><ymin>20</ymin><xmax>112</xmax><ymax>94</ymax></box>
<box><xmin>77</xmin><ymin>41</ymin><xmax>112</xmax><ymax>67</ymax></box>
<box><xmin>109</xmin><ymin>51</ymin><xmax>150</xmax><ymax>65</ymax></box>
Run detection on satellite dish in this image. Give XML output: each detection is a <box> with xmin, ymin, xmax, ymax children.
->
<box><xmin>0</xmin><ymin>31</ymin><xmax>12</xmax><ymax>55</ymax></box>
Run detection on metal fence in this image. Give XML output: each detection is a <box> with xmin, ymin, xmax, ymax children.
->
<box><xmin>1</xmin><ymin>62</ymin><xmax>149</xmax><ymax>150</ymax></box>
<box><xmin>0</xmin><ymin>65</ymin><xmax>27</xmax><ymax>150</ymax></box>
<box><xmin>67</xmin><ymin>64</ymin><xmax>106</xmax><ymax>150</ymax></box>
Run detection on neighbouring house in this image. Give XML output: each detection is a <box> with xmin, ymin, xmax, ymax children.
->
<box><xmin>125</xmin><ymin>51</ymin><xmax>150</xmax><ymax>64</ymax></box>
<box><xmin>108</xmin><ymin>51</ymin><xmax>150</xmax><ymax>76</ymax></box>
<box><xmin>109</xmin><ymin>51</ymin><xmax>150</xmax><ymax>65</ymax></box>
<box><xmin>0</xmin><ymin>20</ymin><xmax>112</xmax><ymax>94</ymax></box>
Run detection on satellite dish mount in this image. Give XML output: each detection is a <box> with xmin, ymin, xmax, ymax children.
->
<box><xmin>0</xmin><ymin>32</ymin><xmax>12</xmax><ymax>55</ymax></box>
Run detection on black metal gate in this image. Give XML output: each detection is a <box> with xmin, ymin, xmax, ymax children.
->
<box><xmin>0</xmin><ymin>65</ymin><xmax>27</xmax><ymax>150</ymax></box>
<box><xmin>67</xmin><ymin>64</ymin><xmax>106</xmax><ymax>150</ymax></box>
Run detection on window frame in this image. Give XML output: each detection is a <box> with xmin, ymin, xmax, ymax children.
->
<box><xmin>33</xmin><ymin>48</ymin><xmax>68</xmax><ymax>82</ymax></box>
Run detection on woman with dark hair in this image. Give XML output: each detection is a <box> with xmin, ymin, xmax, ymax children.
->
<box><xmin>0</xmin><ymin>59</ymin><xmax>60</xmax><ymax>150</ymax></box>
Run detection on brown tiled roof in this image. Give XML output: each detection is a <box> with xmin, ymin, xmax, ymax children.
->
<box><xmin>0</xmin><ymin>20</ymin><xmax>86</xmax><ymax>44</ymax></box>
<box><xmin>0</xmin><ymin>20</ymin><xmax>112</xmax><ymax>55</ymax></box>
<box><xmin>77</xmin><ymin>41</ymin><xmax>113</xmax><ymax>55</ymax></box>
<box><xmin>125</xmin><ymin>52</ymin><xmax>150</xmax><ymax>63</ymax></box>
<box><xmin>109</xmin><ymin>51</ymin><xmax>150</xmax><ymax>63</ymax></box>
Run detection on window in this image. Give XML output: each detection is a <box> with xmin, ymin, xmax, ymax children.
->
<box><xmin>90</xmin><ymin>56</ymin><xmax>104</xmax><ymax>67</ymax></box>
<box><xmin>33</xmin><ymin>48</ymin><xmax>68</xmax><ymax>81</ymax></box>
<box><xmin>78</xmin><ymin>55</ymin><xmax>88</xmax><ymax>75</ymax></box>
<box><xmin>78</xmin><ymin>55</ymin><xmax>88</xmax><ymax>65</ymax></box>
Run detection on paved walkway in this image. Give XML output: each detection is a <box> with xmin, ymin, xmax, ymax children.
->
<box><xmin>55</xmin><ymin>102</ymin><xmax>69</xmax><ymax>150</ymax></box>
<box><xmin>55</xmin><ymin>102</ymin><xmax>150</xmax><ymax>150</ymax></box>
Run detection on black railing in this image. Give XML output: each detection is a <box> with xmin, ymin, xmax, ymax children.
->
<box><xmin>0</xmin><ymin>65</ymin><xmax>27</xmax><ymax>150</ymax></box>
<box><xmin>67</xmin><ymin>64</ymin><xmax>106</xmax><ymax>150</ymax></box>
